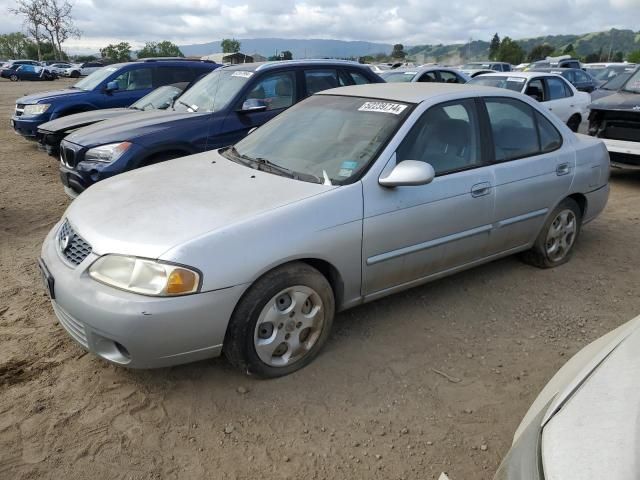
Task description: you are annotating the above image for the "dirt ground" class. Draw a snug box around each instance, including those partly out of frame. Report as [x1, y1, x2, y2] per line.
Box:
[1, 77, 639, 480]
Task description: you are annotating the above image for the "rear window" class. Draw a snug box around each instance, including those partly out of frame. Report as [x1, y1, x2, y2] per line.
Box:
[468, 75, 525, 92]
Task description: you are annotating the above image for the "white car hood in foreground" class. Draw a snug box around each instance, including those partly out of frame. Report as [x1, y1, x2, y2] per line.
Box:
[541, 325, 640, 479]
[65, 151, 333, 259]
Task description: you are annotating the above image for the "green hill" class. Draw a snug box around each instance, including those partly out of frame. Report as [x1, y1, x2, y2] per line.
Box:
[408, 28, 640, 63]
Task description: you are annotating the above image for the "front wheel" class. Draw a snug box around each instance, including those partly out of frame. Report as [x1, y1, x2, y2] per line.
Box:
[224, 262, 335, 378]
[9, 74, 18, 82]
[521, 198, 582, 268]
[70, 70, 80, 78]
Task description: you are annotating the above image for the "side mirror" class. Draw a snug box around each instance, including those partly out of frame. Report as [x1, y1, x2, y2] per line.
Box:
[105, 81, 119, 92]
[240, 98, 267, 113]
[379, 160, 435, 187]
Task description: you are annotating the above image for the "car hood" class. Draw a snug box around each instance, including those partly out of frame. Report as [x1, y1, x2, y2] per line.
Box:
[65, 150, 333, 259]
[38, 108, 132, 133]
[64, 109, 205, 146]
[590, 91, 640, 112]
[541, 323, 640, 480]
[16, 88, 89, 105]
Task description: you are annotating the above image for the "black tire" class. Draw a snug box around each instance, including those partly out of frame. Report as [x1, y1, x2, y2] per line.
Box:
[567, 114, 581, 132]
[70, 70, 80, 78]
[9, 74, 18, 82]
[224, 262, 335, 378]
[521, 197, 582, 269]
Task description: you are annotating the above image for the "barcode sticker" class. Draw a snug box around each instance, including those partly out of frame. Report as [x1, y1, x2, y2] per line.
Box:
[358, 102, 408, 115]
[231, 71, 253, 78]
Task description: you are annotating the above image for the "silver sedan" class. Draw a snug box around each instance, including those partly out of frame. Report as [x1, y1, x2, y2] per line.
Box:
[379, 66, 469, 84]
[40, 83, 610, 377]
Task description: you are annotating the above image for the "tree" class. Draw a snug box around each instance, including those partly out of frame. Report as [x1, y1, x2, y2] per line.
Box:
[584, 52, 600, 63]
[391, 43, 406, 59]
[43, 0, 80, 60]
[496, 37, 525, 65]
[137, 40, 183, 58]
[528, 44, 554, 62]
[488, 33, 500, 60]
[280, 50, 293, 60]
[613, 51, 624, 62]
[0, 32, 33, 58]
[9, 0, 46, 60]
[628, 50, 640, 63]
[563, 43, 574, 55]
[74, 54, 97, 62]
[101, 42, 132, 62]
[221, 38, 241, 54]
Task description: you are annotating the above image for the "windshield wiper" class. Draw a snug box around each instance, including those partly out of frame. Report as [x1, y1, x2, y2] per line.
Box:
[227, 147, 322, 183]
[176, 100, 198, 111]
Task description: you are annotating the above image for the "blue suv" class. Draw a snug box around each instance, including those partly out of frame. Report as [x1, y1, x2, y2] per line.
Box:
[11, 58, 220, 138]
[57, 60, 383, 197]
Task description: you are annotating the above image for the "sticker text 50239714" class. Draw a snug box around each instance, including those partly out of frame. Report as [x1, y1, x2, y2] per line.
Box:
[358, 102, 408, 115]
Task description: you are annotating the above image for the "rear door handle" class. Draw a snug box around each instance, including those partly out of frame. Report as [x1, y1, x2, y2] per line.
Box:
[471, 182, 492, 197]
[556, 163, 570, 176]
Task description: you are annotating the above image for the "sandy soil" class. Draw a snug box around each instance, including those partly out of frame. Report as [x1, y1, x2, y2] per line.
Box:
[1, 78, 639, 480]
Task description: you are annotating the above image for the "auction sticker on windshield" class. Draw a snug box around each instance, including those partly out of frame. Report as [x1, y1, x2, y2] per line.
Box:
[358, 102, 408, 115]
[231, 71, 253, 78]
[507, 77, 526, 83]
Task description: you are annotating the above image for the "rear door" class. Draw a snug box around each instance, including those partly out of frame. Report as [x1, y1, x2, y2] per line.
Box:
[362, 98, 495, 295]
[482, 97, 575, 255]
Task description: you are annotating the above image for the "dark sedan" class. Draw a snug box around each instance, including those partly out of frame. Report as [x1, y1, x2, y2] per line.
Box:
[529, 67, 598, 93]
[1, 64, 57, 81]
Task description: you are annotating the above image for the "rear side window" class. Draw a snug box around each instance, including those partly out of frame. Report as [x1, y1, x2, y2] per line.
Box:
[418, 71, 438, 82]
[546, 77, 569, 100]
[304, 69, 344, 95]
[347, 70, 370, 85]
[485, 98, 539, 161]
[153, 66, 199, 87]
[438, 70, 464, 83]
[536, 112, 562, 152]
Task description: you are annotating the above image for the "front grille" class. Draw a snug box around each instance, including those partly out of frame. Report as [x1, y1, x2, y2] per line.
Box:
[58, 219, 92, 266]
[603, 122, 640, 143]
[15, 104, 24, 116]
[60, 145, 76, 168]
[52, 302, 89, 348]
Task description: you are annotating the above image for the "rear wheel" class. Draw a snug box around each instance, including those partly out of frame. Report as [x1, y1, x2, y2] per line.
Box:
[567, 114, 581, 132]
[224, 262, 335, 378]
[70, 70, 80, 78]
[521, 198, 582, 268]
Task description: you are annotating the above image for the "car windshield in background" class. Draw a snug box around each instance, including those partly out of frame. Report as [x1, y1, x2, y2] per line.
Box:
[601, 71, 633, 91]
[174, 69, 251, 113]
[379, 71, 417, 82]
[462, 63, 491, 69]
[225, 95, 410, 185]
[586, 66, 630, 81]
[130, 85, 183, 111]
[73, 66, 116, 91]
[468, 75, 525, 92]
[622, 69, 640, 93]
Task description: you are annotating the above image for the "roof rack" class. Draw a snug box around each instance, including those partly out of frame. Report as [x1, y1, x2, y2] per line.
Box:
[137, 57, 215, 63]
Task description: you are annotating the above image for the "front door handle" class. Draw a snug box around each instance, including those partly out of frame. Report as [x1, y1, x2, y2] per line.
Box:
[471, 182, 492, 197]
[556, 163, 570, 176]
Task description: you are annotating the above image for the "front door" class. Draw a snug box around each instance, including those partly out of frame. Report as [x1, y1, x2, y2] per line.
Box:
[543, 76, 573, 122]
[362, 98, 495, 296]
[102, 67, 154, 108]
[217, 70, 297, 147]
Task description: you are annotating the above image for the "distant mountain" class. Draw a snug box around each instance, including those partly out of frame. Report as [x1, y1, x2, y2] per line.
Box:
[179, 38, 393, 59]
[408, 28, 640, 63]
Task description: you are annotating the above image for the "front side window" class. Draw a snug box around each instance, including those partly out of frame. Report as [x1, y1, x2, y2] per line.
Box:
[227, 95, 410, 185]
[396, 99, 482, 175]
[525, 79, 545, 102]
[546, 77, 569, 100]
[111, 67, 153, 91]
[485, 97, 539, 161]
[418, 71, 438, 82]
[245, 71, 296, 110]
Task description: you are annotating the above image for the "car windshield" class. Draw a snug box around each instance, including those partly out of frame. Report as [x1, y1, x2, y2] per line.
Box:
[622, 68, 640, 93]
[224, 95, 410, 185]
[73, 66, 117, 91]
[601, 71, 633, 91]
[468, 75, 525, 92]
[379, 71, 417, 82]
[130, 85, 183, 111]
[174, 69, 251, 112]
[587, 66, 625, 81]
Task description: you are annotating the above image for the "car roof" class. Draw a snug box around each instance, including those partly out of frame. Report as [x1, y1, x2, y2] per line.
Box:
[477, 71, 554, 79]
[316, 82, 520, 104]
[220, 59, 365, 72]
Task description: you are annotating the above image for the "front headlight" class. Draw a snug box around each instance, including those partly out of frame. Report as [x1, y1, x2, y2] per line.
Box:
[84, 142, 132, 163]
[89, 255, 200, 296]
[23, 104, 50, 115]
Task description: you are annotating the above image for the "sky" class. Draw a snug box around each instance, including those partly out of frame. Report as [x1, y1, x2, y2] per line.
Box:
[1, 0, 639, 53]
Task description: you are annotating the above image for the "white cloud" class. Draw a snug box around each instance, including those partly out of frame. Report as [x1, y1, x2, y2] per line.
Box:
[0, 0, 638, 53]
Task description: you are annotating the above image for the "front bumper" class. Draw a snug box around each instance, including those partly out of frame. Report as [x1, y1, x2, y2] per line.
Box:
[600, 138, 640, 169]
[40, 220, 247, 368]
[12, 114, 51, 138]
